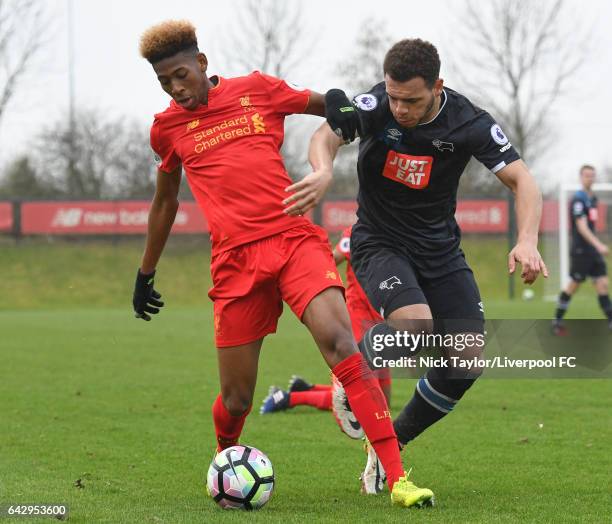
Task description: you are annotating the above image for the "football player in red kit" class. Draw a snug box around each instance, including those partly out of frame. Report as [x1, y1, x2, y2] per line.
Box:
[132, 20, 432, 507]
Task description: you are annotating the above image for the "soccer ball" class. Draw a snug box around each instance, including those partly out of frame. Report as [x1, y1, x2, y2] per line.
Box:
[522, 288, 535, 301]
[206, 445, 274, 510]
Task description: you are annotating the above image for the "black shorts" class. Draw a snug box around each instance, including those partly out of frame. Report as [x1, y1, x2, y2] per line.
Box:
[351, 244, 484, 334]
[570, 253, 607, 282]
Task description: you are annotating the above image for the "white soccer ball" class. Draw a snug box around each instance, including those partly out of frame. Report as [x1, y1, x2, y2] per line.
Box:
[522, 288, 535, 301]
[206, 445, 274, 510]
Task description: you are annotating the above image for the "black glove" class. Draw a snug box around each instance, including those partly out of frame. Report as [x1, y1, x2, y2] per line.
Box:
[325, 89, 359, 143]
[133, 269, 164, 321]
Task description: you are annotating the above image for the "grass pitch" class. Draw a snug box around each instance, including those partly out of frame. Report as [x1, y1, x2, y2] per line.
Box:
[1, 240, 611, 522]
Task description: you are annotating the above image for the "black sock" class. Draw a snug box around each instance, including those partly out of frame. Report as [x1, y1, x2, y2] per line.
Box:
[598, 294, 612, 321]
[393, 386, 446, 445]
[393, 367, 477, 445]
[555, 291, 571, 321]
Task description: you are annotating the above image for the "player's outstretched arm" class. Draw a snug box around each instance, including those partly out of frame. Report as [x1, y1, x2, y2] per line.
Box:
[303, 91, 325, 117]
[133, 165, 182, 321]
[495, 159, 549, 284]
[283, 123, 343, 216]
[575, 216, 609, 255]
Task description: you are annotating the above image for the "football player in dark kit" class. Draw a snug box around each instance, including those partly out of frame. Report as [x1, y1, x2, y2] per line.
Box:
[304, 39, 548, 492]
[553, 165, 611, 333]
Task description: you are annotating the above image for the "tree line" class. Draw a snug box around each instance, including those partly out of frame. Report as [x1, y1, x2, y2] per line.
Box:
[0, 0, 597, 201]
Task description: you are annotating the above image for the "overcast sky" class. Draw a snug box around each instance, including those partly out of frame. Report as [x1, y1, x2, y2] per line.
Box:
[0, 0, 610, 187]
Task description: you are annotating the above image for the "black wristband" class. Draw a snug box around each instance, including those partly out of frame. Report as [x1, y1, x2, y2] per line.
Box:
[136, 269, 155, 284]
[325, 89, 354, 117]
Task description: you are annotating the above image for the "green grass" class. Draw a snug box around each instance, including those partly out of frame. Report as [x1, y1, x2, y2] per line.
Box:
[1, 235, 609, 313]
[1, 239, 611, 522]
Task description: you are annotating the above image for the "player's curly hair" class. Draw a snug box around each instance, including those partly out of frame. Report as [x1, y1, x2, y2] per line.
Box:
[383, 39, 440, 87]
[139, 20, 199, 64]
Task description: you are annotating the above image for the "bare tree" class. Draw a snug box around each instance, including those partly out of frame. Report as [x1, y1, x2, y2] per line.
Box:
[0, 0, 48, 127]
[35, 110, 157, 199]
[218, 0, 312, 78]
[328, 18, 394, 198]
[452, 0, 589, 195]
[217, 0, 317, 178]
[0, 155, 60, 198]
[338, 18, 393, 97]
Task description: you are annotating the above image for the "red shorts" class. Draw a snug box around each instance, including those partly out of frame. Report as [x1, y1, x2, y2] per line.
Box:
[209, 224, 344, 348]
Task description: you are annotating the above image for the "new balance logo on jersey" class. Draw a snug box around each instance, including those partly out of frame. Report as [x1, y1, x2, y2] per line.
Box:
[186, 119, 200, 131]
[379, 276, 402, 290]
[382, 151, 433, 189]
[432, 139, 454, 152]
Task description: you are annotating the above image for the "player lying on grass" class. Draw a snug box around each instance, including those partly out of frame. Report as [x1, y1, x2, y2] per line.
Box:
[261, 226, 392, 442]
[553, 165, 612, 333]
[313, 38, 548, 493]
[132, 20, 432, 508]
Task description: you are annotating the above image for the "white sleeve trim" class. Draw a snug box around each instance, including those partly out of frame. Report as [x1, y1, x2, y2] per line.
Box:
[491, 161, 507, 174]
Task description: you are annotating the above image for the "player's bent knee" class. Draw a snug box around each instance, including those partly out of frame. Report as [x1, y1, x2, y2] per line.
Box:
[221, 392, 253, 417]
[448, 358, 484, 381]
[388, 317, 434, 335]
[445, 348, 484, 381]
[328, 334, 358, 365]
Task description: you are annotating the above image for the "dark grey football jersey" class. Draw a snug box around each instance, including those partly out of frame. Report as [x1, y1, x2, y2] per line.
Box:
[352, 83, 520, 277]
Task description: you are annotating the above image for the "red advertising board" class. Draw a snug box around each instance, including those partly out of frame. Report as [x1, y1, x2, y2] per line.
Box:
[455, 200, 508, 233]
[0, 202, 12, 232]
[13, 199, 607, 236]
[322, 201, 358, 232]
[21, 201, 208, 235]
[323, 199, 509, 233]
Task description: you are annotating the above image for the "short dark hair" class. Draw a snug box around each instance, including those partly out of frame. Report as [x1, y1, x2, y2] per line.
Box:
[579, 164, 595, 175]
[383, 39, 440, 87]
[139, 20, 199, 64]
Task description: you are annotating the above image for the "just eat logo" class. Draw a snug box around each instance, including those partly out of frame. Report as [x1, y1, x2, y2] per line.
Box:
[382, 151, 433, 189]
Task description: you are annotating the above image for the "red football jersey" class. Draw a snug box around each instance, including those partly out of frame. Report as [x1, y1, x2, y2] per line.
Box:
[150, 72, 311, 254]
[337, 226, 382, 322]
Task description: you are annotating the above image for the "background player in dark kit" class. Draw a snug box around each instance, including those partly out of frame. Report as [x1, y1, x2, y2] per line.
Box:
[553, 165, 611, 332]
[309, 38, 548, 488]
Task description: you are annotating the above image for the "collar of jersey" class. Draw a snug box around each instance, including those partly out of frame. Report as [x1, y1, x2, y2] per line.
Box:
[417, 89, 448, 127]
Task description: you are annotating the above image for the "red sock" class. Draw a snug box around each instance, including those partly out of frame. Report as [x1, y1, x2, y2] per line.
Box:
[289, 390, 332, 410]
[333, 353, 404, 488]
[212, 394, 251, 452]
[377, 368, 392, 388]
[311, 384, 332, 392]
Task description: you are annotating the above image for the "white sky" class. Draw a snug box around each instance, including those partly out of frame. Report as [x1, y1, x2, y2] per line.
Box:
[0, 0, 610, 186]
